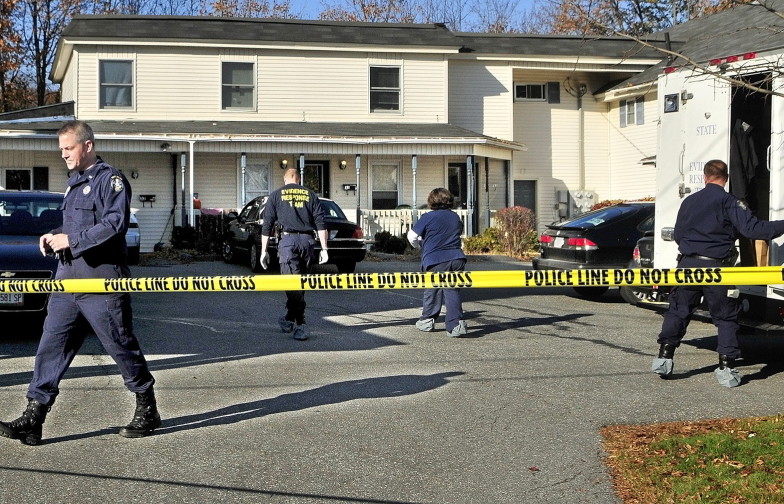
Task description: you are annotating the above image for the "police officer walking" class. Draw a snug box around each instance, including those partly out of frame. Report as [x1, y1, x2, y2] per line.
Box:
[259, 167, 329, 341]
[0, 120, 161, 445]
[652, 159, 784, 387]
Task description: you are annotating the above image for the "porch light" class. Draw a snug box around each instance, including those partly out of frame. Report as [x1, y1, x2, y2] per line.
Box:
[340, 160, 347, 170]
[280, 159, 288, 169]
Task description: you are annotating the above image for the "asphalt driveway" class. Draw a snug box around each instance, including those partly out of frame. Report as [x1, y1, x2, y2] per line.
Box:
[1, 255, 783, 503]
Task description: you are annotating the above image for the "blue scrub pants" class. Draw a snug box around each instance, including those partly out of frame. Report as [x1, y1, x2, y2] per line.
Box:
[27, 292, 155, 407]
[420, 258, 466, 333]
[656, 256, 741, 358]
[278, 234, 315, 325]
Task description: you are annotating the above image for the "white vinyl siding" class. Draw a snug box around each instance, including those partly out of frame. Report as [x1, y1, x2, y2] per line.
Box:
[449, 61, 513, 141]
[75, 47, 447, 123]
[607, 93, 658, 199]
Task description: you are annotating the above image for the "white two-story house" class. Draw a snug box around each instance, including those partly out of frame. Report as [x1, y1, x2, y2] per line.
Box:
[0, 16, 668, 252]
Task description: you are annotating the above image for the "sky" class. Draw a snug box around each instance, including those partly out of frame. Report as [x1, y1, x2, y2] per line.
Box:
[285, 0, 540, 29]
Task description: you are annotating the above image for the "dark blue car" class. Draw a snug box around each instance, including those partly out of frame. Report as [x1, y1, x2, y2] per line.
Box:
[0, 190, 63, 318]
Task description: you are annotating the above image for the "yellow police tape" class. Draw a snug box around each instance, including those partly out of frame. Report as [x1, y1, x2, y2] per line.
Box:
[1, 266, 784, 294]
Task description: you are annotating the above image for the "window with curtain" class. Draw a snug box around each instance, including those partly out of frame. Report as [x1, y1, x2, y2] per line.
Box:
[370, 66, 400, 112]
[222, 62, 255, 110]
[99, 60, 133, 108]
[371, 163, 399, 209]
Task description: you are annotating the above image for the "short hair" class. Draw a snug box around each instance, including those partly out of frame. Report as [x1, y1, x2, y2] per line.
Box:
[427, 187, 454, 210]
[58, 120, 95, 144]
[704, 159, 728, 180]
[283, 167, 300, 183]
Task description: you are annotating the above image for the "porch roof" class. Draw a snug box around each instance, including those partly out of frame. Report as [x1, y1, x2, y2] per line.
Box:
[0, 118, 523, 154]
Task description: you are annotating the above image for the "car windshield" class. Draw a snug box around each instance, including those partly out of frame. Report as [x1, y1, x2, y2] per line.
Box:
[0, 193, 63, 236]
[556, 205, 645, 229]
[320, 200, 347, 220]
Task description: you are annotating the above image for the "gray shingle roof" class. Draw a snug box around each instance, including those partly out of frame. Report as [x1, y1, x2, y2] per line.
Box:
[454, 33, 668, 59]
[60, 15, 460, 49]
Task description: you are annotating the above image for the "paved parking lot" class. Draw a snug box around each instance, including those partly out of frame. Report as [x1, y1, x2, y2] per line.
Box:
[1, 256, 783, 503]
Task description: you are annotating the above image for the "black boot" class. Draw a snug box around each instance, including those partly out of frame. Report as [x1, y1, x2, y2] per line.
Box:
[0, 398, 50, 446]
[718, 354, 736, 370]
[119, 387, 161, 438]
[658, 343, 676, 359]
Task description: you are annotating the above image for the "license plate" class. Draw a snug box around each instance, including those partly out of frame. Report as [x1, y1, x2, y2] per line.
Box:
[554, 237, 565, 248]
[0, 293, 23, 306]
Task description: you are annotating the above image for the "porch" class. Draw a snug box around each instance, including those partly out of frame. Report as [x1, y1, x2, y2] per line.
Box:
[358, 208, 472, 239]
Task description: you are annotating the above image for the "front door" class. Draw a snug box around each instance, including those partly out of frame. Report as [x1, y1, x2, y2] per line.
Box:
[303, 160, 330, 199]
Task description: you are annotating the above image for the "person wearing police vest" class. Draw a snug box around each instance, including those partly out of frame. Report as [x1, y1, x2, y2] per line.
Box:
[652, 159, 784, 387]
[0, 121, 160, 445]
[407, 187, 468, 337]
[260, 167, 328, 341]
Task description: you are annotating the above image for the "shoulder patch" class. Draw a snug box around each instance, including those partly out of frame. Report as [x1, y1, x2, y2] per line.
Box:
[111, 175, 125, 193]
[736, 199, 748, 211]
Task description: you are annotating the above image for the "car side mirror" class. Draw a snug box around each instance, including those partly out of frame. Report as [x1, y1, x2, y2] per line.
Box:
[226, 211, 238, 220]
[661, 227, 675, 241]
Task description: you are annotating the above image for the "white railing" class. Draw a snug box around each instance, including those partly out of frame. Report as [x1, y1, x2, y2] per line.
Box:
[359, 209, 470, 240]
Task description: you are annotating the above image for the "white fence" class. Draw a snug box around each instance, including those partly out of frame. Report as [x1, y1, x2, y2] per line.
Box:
[358, 209, 470, 240]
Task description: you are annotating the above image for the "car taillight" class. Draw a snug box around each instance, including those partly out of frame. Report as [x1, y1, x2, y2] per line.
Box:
[632, 246, 641, 265]
[352, 226, 364, 239]
[567, 237, 598, 249]
[540, 234, 553, 244]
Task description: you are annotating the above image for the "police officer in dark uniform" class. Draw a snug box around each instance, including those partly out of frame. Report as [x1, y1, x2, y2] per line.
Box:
[0, 120, 160, 445]
[652, 159, 784, 387]
[260, 167, 328, 341]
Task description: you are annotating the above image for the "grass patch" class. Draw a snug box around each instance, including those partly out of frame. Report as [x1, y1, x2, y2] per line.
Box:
[602, 415, 784, 503]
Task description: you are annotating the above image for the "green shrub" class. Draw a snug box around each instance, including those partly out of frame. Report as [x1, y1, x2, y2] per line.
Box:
[373, 231, 409, 254]
[463, 226, 500, 253]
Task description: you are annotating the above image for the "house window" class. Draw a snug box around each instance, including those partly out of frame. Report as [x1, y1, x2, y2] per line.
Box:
[515, 83, 546, 101]
[371, 163, 399, 209]
[2, 168, 32, 190]
[222, 62, 255, 109]
[620, 96, 645, 127]
[243, 159, 270, 203]
[370, 66, 400, 112]
[99, 60, 133, 108]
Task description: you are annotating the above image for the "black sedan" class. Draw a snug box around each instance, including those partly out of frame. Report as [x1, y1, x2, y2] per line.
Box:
[0, 190, 63, 319]
[221, 196, 367, 273]
[533, 201, 655, 298]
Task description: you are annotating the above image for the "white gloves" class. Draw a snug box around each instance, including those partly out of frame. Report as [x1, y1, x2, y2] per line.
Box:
[319, 249, 329, 264]
[260, 250, 269, 270]
[407, 229, 422, 249]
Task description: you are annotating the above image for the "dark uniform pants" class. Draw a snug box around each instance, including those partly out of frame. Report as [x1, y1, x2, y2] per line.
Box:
[421, 258, 466, 333]
[27, 292, 155, 406]
[656, 256, 741, 358]
[278, 234, 315, 325]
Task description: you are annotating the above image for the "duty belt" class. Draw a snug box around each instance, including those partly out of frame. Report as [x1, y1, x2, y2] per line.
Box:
[677, 253, 732, 265]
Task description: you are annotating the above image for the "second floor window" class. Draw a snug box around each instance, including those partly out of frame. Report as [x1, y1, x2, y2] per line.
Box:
[370, 66, 400, 112]
[99, 60, 133, 108]
[620, 96, 645, 127]
[222, 62, 254, 109]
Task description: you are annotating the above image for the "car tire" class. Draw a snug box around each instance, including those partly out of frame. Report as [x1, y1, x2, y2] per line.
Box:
[221, 239, 235, 263]
[572, 286, 609, 299]
[249, 241, 262, 273]
[127, 246, 140, 265]
[336, 261, 356, 273]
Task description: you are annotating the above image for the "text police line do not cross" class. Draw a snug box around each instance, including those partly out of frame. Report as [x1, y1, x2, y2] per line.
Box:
[1, 267, 784, 294]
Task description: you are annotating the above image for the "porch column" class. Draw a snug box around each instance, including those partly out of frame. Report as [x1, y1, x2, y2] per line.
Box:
[299, 153, 305, 179]
[355, 154, 361, 224]
[240, 152, 247, 205]
[484, 157, 491, 229]
[180, 152, 187, 226]
[411, 154, 417, 208]
[188, 141, 195, 227]
[466, 155, 474, 236]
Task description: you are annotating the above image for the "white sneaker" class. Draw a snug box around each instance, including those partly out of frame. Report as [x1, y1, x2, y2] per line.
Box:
[293, 324, 308, 341]
[278, 316, 295, 334]
[448, 320, 468, 337]
[415, 318, 435, 332]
